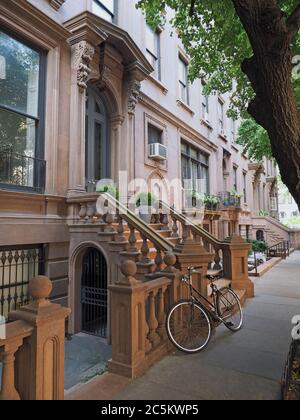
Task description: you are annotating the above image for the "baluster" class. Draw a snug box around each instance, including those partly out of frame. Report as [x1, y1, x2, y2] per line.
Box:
[171, 216, 179, 238]
[161, 214, 169, 231]
[86, 203, 95, 223]
[116, 216, 126, 242]
[181, 221, 189, 242]
[157, 287, 167, 340]
[141, 236, 150, 263]
[213, 248, 222, 270]
[128, 225, 138, 252]
[104, 208, 115, 233]
[154, 249, 163, 272]
[0, 346, 21, 401]
[147, 291, 160, 347]
[78, 203, 87, 223]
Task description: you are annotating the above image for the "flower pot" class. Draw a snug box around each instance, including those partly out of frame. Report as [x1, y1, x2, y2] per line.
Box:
[138, 206, 153, 224]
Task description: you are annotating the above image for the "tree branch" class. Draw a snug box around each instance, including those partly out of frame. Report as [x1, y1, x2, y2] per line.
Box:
[189, 0, 196, 17]
[287, 3, 300, 38]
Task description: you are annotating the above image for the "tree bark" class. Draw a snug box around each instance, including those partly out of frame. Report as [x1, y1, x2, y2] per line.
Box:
[232, 0, 300, 209]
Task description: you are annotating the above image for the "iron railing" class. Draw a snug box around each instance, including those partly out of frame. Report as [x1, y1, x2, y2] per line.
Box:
[0, 148, 46, 193]
[282, 340, 300, 400]
[0, 245, 45, 319]
[266, 241, 290, 259]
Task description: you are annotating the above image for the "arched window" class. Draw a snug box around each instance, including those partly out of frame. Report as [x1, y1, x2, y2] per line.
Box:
[85, 87, 110, 192]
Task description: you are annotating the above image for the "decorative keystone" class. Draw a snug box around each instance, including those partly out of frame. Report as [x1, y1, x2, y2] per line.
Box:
[28, 276, 53, 306]
[120, 260, 140, 285]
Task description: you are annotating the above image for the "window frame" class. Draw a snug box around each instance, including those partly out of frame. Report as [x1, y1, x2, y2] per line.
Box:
[178, 55, 189, 105]
[0, 26, 47, 193]
[145, 25, 161, 81]
[181, 141, 210, 195]
[92, 0, 116, 23]
[233, 165, 238, 192]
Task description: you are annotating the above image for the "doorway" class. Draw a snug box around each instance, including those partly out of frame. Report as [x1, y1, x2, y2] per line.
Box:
[81, 248, 108, 338]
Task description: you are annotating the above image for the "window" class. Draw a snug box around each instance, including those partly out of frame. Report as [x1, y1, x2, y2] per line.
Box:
[181, 142, 209, 195]
[243, 172, 247, 203]
[231, 119, 236, 141]
[201, 81, 209, 120]
[92, 0, 115, 22]
[146, 25, 161, 80]
[148, 124, 163, 145]
[233, 166, 238, 191]
[178, 56, 189, 104]
[0, 29, 46, 192]
[218, 98, 225, 133]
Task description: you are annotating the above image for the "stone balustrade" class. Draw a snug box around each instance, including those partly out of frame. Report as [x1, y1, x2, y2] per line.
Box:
[0, 276, 70, 400]
[108, 257, 182, 378]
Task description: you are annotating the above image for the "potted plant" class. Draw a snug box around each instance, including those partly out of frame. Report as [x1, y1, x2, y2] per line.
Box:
[135, 192, 158, 223]
[96, 184, 119, 199]
[230, 190, 243, 207]
[204, 194, 221, 211]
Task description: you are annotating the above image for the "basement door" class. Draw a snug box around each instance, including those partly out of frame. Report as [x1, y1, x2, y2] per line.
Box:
[81, 248, 108, 338]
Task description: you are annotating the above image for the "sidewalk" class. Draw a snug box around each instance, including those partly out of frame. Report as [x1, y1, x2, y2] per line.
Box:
[67, 251, 300, 401]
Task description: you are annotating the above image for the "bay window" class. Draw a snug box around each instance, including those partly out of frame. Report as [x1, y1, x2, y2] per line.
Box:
[0, 29, 46, 192]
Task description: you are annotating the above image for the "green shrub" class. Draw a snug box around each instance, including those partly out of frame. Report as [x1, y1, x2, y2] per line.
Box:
[96, 184, 119, 199]
[247, 239, 268, 253]
[136, 192, 157, 207]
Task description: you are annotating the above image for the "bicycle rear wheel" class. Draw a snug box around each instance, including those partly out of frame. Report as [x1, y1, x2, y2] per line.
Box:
[217, 287, 243, 331]
[166, 300, 212, 353]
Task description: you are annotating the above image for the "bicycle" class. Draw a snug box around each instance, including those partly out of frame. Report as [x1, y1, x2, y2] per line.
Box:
[166, 266, 243, 353]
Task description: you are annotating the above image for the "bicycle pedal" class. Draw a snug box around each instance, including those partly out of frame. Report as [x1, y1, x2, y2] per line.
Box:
[225, 322, 234, 327]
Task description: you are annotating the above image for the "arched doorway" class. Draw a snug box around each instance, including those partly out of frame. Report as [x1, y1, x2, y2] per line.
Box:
[81, 248, 108, 338]
[256, 230, 265, 241]
[85, 86, 110, 192]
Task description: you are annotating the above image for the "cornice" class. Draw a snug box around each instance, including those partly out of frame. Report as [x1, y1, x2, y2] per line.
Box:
[0, 0, 70, 47]
[139, 93, 218, 153]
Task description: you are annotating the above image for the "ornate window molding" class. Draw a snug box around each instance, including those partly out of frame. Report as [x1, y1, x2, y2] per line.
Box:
[50, 0, 66, 11]
[73, 41, 95, 92]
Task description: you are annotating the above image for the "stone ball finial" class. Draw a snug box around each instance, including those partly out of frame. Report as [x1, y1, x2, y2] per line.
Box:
[29, 276, 53, 301]
[164, 253, 176, 267]
[121, 260, 137, 278]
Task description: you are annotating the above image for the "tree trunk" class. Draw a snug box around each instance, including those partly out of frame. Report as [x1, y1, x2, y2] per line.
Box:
[233, 0, 300, 209]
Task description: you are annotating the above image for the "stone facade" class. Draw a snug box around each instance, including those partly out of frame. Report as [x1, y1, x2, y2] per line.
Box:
[0, 0, 289, 339]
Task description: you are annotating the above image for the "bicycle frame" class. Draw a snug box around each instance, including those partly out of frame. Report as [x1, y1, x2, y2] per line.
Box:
[183, 267, 228, 324]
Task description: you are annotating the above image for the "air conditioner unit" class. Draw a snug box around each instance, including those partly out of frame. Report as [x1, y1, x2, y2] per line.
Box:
[148, 143, 167, 161]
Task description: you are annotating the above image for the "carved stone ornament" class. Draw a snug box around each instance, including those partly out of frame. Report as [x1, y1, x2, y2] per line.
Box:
[74, 42, 95, 93]
[99, 65, 112, 88]
[128, 79, 141, 115]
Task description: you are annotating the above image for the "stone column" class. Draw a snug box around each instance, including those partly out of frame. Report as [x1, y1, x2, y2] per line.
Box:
[67, 41, 95, 195]
[223, 220, 229, 239]
[9, 276, 71, 400]
[222, 235, 254, 298]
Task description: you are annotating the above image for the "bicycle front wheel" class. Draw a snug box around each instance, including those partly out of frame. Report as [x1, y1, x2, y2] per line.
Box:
[217, 287, 243, 332]
[167, 301, 212, 353]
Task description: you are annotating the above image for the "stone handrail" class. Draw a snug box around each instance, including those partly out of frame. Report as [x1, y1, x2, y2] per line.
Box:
[67, 193, 174, 254]
[160, 200, 223, 249]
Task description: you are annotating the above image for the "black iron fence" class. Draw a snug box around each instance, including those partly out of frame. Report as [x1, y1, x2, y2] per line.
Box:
[0, 245, 45, 319]
[266, 241, 290, 259]
[0, 148, 46, 193]
[282, 340, 300, 400]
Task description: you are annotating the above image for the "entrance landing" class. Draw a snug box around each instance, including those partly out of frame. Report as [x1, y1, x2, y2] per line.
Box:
[64, 333, 111, 391]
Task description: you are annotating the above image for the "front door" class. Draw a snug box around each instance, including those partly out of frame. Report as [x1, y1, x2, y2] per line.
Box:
[85, 87, 109, 192]
[81, 248, 108, 338]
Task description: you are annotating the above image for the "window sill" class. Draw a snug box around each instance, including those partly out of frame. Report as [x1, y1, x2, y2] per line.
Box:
[231, 144, 239, 152]
[200, 118, 213, 131]
[147, 75, 168, 95]
[218, 132, 228, 142]
[176, 100, 195, 116]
